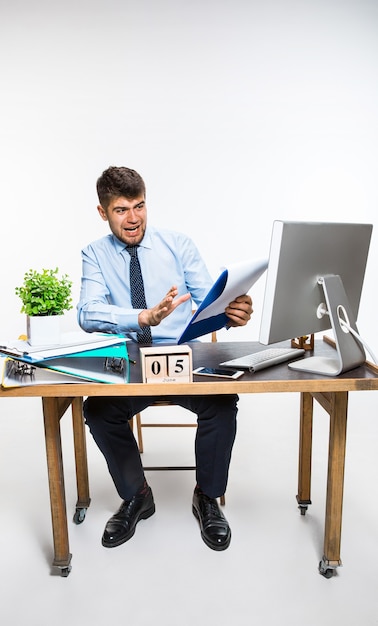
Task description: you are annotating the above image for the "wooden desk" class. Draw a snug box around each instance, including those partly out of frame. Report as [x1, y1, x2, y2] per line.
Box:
[1, 340, 377, 578]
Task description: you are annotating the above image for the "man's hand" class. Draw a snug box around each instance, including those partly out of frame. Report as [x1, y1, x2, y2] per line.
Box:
[225, 294, 253, 327]
[138, 286, 191, 328]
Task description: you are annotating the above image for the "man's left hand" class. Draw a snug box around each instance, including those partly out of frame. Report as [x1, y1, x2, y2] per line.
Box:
[225, 294, 253, 327]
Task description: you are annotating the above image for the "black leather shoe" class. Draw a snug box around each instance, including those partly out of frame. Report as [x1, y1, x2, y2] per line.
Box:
[192, 487, 231, 551]
[102, 487, 155, 548]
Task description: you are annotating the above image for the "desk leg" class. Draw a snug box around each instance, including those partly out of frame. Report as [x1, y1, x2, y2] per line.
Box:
[42, 397, 72, 577]
[318, 391, 348, 578]
[297, 392, 313, 515]
[71, 397, 91, 524]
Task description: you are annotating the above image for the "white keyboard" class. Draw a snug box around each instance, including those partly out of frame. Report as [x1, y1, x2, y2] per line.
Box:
[219, 347, 306, 372]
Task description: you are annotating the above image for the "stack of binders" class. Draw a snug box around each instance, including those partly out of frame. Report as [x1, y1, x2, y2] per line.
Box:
[0, 331, 129, 387]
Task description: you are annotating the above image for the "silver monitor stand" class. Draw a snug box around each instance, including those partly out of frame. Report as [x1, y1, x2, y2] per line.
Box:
[288, 274, 366, 376]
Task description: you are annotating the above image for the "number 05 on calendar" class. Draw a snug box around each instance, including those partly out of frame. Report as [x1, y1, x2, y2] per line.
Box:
[139, 345, 193, 383]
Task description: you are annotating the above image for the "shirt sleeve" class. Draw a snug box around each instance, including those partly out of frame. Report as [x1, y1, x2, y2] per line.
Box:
[77, 246, 142, 336]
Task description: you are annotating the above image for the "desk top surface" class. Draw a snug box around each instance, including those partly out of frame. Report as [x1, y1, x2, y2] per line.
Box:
[1, 339, 378, 398]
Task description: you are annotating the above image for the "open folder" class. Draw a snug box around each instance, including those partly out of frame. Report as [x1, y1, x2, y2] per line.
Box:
[177, 258, 268, 344]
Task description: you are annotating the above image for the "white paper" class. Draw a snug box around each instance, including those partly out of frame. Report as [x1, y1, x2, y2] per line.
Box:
[195, 258, 268, 323]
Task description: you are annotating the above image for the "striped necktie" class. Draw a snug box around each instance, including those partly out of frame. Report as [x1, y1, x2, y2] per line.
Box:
[126, 245, 152, 344]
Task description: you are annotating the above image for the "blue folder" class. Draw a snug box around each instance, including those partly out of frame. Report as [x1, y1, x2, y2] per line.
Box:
[178, 258, 268, 344]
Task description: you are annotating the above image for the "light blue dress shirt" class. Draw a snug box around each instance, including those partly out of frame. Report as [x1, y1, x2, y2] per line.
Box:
[77, 225, 214, 343]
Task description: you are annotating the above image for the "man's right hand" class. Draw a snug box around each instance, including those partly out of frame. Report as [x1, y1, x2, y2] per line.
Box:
[138, 285, 191, 328]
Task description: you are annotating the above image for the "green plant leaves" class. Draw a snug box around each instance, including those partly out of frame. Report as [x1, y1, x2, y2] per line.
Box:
[15, 268, 73, 316]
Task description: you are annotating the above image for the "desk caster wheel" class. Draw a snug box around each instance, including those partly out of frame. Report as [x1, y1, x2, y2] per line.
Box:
[296, 498, 311, 516]
[60, 565, 72, 577]
[73, 507, 87, 524]
[298, 504, 308, 516]
[319, 561, 334, 578]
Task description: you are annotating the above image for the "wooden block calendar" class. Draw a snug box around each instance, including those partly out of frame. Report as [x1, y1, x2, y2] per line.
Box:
[139, 345, 192, 383]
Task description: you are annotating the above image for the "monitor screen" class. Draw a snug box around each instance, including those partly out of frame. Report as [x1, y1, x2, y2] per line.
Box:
[259, 221, 373, 375]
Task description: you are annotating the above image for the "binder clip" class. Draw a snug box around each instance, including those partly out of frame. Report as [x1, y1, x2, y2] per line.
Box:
[104, 357, 125, 374]
[10, 360, 36, 379]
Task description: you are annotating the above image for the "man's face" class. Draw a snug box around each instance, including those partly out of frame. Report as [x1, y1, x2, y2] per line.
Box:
[98, 195, 147, 246]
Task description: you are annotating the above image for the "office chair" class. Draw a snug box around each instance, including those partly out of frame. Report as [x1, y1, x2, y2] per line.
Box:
[132, 327, 226, 505]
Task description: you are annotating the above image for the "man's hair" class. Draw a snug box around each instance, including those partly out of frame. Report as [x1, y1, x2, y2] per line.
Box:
[96, 166, 146, 208]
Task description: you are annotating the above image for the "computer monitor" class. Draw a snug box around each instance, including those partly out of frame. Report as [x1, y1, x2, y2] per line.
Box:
[259, 221, 373, 376]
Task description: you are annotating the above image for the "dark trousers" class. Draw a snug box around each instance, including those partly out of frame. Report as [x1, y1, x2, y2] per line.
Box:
[83, 394, 238, 500]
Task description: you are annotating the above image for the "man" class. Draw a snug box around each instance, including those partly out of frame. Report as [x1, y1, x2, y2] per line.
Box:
[77, 166, 253, 551]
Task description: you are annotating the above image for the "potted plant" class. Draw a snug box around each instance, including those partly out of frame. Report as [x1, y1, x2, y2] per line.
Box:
[15, 268, 73, 346]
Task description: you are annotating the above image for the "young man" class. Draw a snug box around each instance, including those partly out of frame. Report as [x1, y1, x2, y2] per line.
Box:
[77, 166, 253, 551]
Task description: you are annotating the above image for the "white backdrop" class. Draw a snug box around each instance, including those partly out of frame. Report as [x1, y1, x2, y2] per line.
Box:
[1, 0, 377, 352]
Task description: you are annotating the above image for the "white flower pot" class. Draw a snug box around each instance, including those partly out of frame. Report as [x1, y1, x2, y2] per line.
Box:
[27, 315, 62, 346]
